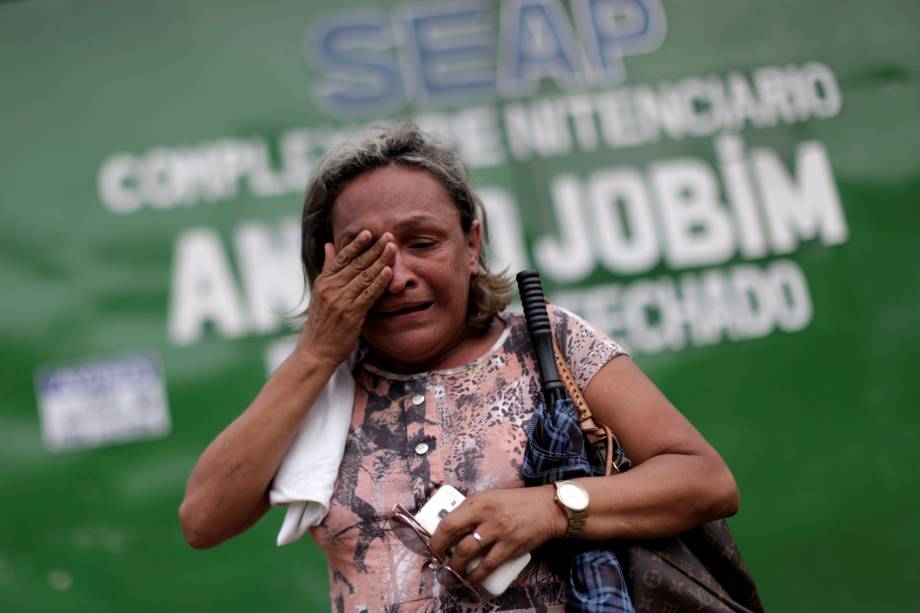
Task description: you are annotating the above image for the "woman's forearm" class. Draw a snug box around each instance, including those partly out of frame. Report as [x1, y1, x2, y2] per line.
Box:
[569, 356, 740, 541]
[556, 451, 739, 542]
[178, 349, 339, 548]
[428, 450, 738, 583]
[179, 231, 396, 548]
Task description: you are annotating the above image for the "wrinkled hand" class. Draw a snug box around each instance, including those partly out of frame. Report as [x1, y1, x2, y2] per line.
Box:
[427, 485, 565, 585]
[296, 230, 395, 368]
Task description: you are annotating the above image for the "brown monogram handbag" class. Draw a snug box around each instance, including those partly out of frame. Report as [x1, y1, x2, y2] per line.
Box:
[552, 339, 765, 613]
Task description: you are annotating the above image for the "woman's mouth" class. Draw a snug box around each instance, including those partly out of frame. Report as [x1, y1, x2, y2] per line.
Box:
[375, 302, 434, 318]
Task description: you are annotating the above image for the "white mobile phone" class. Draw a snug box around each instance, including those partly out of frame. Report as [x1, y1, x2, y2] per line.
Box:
[414, 484, 531, 597]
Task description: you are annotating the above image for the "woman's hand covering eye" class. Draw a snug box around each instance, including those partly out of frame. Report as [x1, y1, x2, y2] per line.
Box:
[296, 231, 395, 368]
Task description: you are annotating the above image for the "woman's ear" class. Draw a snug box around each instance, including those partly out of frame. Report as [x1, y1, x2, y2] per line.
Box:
[467, 219, 482, 275]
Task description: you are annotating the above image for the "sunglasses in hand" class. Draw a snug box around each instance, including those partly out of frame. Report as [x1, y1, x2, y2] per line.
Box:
[388, 503, 485, 602]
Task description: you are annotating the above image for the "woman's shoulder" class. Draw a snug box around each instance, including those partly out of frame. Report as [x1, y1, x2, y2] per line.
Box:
[545, 304, 629, 390]
[544, 304, 619, 342]
[500, 304, 625, 351]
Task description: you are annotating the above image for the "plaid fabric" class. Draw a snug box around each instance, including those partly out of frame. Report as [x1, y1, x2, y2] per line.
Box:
[523, 399, 636, 613]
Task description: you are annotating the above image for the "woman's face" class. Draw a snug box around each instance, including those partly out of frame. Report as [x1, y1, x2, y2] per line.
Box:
[330, 164, 481, 372]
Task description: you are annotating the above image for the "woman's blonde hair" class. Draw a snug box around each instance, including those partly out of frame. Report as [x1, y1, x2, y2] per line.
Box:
[299, 122, 512, 332]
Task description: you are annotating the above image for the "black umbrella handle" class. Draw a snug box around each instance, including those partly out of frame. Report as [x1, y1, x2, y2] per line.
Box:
[516, 269, 565, 405]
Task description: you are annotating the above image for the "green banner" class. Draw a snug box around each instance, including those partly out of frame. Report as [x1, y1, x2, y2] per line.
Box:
[2, 1, 918, 611]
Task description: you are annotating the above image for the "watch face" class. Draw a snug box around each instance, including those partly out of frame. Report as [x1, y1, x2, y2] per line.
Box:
[558, 482, 589, 511]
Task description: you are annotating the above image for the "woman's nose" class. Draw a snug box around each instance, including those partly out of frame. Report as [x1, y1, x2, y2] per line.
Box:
[387, 250, 416, 293]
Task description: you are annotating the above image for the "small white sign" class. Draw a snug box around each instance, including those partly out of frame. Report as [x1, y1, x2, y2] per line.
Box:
[35, 352, 171, 453]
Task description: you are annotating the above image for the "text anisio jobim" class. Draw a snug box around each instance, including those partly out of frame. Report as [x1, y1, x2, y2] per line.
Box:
[163, 131, 845, 355]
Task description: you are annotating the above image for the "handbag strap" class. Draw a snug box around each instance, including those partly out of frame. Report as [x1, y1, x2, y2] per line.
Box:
[551, 336, 622, 476]
[550, 336, 596, 430]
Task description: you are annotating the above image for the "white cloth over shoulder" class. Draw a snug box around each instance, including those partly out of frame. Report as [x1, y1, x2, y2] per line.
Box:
[269, 355, 356, 546]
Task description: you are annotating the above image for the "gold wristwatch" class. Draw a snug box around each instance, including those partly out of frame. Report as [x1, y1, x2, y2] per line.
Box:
[553, 480, 590, 538]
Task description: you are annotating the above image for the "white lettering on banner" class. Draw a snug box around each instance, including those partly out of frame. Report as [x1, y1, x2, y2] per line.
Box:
[110, 6, 851, 360]
[649, 158, 734, 268]
[588, 169, 658, 274]
[533, 175, 595, 282]
[504, 98, 574, 158]
[98, 139, 297, 214]
[770, 259, 813, 332]
[752, 142, 849, 253]
[534, 135, 846, 281]
[715, 134, 767, 259]
[95, 63, 841, 215]
[168, 229, 249, 346]
[478, 188, 531, 275]
[162, 133, 844, 355]
[554, 259, 813, 353]
[234, 221, 305, 334]
[566, 94, 601, 151]
[85, 7, 847, 359]
[801, 62, 842, 117]
[168, 221, 306, 346]
[97, 107, 503, 213]
[503, 62, 842, 160]
[413, 107, 504, 168]
[98, 154, 142, 213]
[750, 64, 841, 124]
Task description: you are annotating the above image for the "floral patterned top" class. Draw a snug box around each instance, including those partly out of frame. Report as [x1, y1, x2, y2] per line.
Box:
[310, 306, 627, 612]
